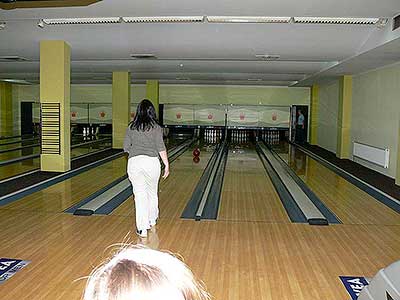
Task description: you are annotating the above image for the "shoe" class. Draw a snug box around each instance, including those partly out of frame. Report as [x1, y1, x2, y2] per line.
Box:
[136, 229, 147, 238]
[149, 219, 157, 227]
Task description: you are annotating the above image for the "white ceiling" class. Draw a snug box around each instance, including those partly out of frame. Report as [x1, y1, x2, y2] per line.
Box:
[0, 0, 399, 86]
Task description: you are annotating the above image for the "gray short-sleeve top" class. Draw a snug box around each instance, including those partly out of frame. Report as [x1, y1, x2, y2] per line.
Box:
[123, 125, 166, 158]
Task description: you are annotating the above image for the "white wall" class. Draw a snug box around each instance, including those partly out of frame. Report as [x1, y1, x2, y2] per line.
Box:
[352, 62, 400, 178]
[160, 84, 310, 105]
[317, 79, 339, 153]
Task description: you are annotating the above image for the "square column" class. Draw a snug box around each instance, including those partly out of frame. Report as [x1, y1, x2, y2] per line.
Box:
[0, 82, 13, 137]
[309, 84, 319, 145]
[337, 75, 352, 159]
[40, 40, 71, 172]
[112, 72, 131, 149]
[146, 80, 159, 116]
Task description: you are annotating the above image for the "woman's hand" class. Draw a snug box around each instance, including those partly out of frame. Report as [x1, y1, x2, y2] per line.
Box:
[162, 166, 170, 179]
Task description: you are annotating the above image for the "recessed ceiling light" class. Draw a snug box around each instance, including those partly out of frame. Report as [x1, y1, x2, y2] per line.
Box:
[293, 17, 385, 25]
[130, 53, 157, 59]
[122, 16, 204, 23]
[206, 16, 291, 23]
[42, 17, 121, 25]
[255, 54, 281, 60]
[179, 63, 184, 68]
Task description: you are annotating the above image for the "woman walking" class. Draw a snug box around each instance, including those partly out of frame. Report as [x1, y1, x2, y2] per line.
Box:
[123, 99, 169, 238]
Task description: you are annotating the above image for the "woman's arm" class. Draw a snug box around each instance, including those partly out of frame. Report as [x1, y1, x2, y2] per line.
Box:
[155, 127, 169, 179]
[123, 127, 131, 154]
[159, 150, 169, 179]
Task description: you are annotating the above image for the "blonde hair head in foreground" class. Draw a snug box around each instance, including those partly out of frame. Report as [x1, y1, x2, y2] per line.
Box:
[83, 245, 210, 300]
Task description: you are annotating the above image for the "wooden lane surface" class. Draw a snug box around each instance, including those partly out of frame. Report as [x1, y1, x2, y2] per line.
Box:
[1, 209, 400, 300]
[112, 145, 214, 218]
[0, 145, 110, 181]
[218, 147, 290, 223]
[0, 156, 127, 213]
[0, 158, 40, 180]
[0, 147, 40, 161]
[283, 144, 400, 225]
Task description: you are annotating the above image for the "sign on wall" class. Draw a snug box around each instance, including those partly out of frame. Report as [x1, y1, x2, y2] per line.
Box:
[227, 106, 259, 127]
[163, 105, 194, 125]
[259, 106, 290, 128]
[70, 104, 89, 124]
[193, 105, 226, 126]
[89, 104, 112, 124]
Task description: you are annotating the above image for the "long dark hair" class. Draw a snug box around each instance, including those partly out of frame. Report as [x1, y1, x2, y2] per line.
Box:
[130, 99, 159, 131]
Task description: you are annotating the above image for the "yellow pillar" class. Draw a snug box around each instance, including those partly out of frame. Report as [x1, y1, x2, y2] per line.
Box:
[146, 80, 159, 116]
[40, 40, 71, 172]
[309, 84, 319, 145]
[0, 82, 13, 137]
[112, 71, 131, 149]
[337, 75, 352, 159]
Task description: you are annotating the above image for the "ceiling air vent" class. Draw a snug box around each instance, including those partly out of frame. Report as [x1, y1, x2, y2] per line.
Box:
[130, 53, 157, 59]
[0, 56, 28, 62]
[255, 54, 281, 60]
[393, 14, 400, 31]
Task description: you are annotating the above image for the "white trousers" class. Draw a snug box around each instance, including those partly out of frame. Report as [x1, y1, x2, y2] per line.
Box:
[127, 155, 161, 231]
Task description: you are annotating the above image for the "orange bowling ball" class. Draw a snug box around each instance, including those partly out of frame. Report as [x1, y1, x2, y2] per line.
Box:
[193, 156, 200, 163]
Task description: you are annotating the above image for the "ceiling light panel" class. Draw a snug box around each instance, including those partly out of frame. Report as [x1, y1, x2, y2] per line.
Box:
[207, 16, 291, 23]
[42, 17, 121, 25]
[293, 17, 382, 25]
[122, 16, 204, 23]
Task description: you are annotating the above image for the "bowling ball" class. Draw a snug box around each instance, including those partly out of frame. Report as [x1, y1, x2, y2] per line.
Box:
[193, 156, 200, 164]
[192, 148, 200, 157]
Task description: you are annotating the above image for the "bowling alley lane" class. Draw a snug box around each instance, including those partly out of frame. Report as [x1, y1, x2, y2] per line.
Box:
[111, 143, 215, 219]
[218, 144, 290, 223]
[0, 156, 128, 212]
[273, 142, 400, 225]
[0, 157, 40, 181]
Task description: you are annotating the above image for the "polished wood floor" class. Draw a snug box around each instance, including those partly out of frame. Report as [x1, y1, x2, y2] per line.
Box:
[1, 156, 127, 212]
[282, 144, 400, 225]
[112, 145, 214, 219]
[1, 210, 399, 300]
[219, 148, 289, 223]
[1, 143, 400, 299]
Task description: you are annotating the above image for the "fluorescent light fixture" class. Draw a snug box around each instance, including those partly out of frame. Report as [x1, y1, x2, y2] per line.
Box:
[37, 20, 44, 28]
[207, 16, 291, 23]
[1, 79, 32, 85]
[0, 56, 28, 62]
[42, 17, 121, 25]
[130, 53, 157, 59]
[247, 78, 262, 81]
[293, 17, 385, 25]
[122, 16, 204, 23]
[175, 77, 190, 81]
[255, 54, 281, 60]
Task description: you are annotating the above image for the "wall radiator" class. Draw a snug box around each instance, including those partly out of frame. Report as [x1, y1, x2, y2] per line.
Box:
[353, 141, 390, 168]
